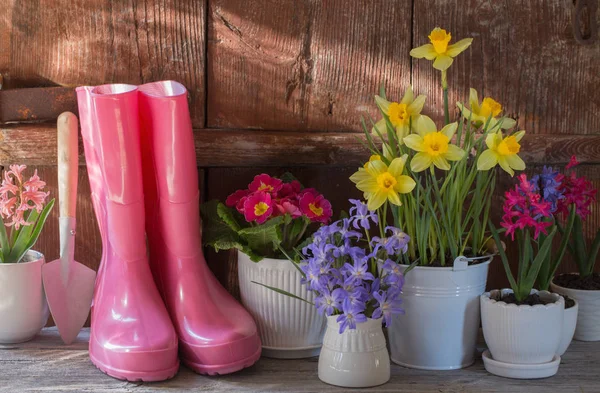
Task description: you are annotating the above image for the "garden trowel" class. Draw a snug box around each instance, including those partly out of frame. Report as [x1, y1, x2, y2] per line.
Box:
[42, 112, 96, 344]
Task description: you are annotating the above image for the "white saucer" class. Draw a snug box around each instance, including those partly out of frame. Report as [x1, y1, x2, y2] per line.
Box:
[482, 350, 560, 379]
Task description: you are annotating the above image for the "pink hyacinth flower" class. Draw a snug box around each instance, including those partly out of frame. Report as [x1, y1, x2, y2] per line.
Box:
[243, 191, 274, 224]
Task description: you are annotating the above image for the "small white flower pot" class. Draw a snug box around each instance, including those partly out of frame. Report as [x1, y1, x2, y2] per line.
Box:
[237, 251, 326, 358]
[318, 316, 390, 388]
[481, 289, 563, 365]
[0, 251, 49, 344]
[557, 298, 578, 356]
[551, 276, 600, 341]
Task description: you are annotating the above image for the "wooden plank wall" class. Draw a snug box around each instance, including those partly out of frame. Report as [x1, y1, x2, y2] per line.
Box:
[1, 0, 599, 315]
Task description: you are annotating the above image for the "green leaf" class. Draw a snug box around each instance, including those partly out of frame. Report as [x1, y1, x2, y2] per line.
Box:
[8, 199, 55, 263]
[216, 202, 243, 232]
[251, 281, 314, 306]
[201, 200, 246, 253]
[586, 229, 600, 276]
[525, 228, 557, 287]
[238, 216, 284, 254]
[0, 215, 9, 262]
[489, 220, 518, 293]
[280, 172, 302, 187]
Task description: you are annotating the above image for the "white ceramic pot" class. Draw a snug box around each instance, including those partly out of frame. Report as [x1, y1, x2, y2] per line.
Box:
[0, 251, 49, 344]
[551, 277, 600, 341]
[388, 258, 490, 370]
[318, 316, 390, 388]
[481, 289, 563, 364]
[557, 298, 578, 355]
[237, 251, 326, 358]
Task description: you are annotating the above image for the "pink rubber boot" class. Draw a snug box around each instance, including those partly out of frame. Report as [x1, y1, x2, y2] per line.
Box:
[77, 84, 179, 381]
[138, 81, 262, 375]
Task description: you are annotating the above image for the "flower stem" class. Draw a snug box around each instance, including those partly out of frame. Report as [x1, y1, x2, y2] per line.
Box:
[441, 70, 449, 125]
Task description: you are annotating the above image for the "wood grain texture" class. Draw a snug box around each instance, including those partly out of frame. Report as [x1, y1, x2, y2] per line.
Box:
[411, 0, 600, 135]
[0, 327, 598, 392]
[2, 125, 600, 167]
[207, 0, 412, 131]
[0, 0, 206, 126]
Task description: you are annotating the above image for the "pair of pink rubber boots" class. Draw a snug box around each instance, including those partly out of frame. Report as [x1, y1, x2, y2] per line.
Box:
[76, 81, 261, 381]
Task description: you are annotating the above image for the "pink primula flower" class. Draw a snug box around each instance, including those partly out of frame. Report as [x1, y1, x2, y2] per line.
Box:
[299, 193, 333, 224]
[225, 189, 251, 214]
[249, 174, 283, 194]
[277, 180, 302, 199]
[275, 198, 302, 218]
[243, 191, 274, 224]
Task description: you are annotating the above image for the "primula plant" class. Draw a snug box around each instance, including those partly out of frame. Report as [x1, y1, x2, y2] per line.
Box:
[351, 27, 527, 266]
[201, 173, 333, 261]
[0, 165, 55, 264]
[298, 200, 408, 333]
[489, 174, 557, 302]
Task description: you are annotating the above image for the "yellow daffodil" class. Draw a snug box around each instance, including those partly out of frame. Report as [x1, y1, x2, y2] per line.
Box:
[457, 88, 517, 130]
[372, 86, 426, 141]
[477, 130, 526, 176]
[353, 155, 416, 211]
[403, 116, 465, 172]
[349, 154, 382, 186]
[410, 28, 473, 71]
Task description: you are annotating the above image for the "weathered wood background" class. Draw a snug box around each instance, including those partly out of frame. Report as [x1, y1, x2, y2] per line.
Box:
[1, 0, 599, 326]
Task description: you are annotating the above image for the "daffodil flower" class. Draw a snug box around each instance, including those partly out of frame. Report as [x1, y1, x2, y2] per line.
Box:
[353, 155, 416, 211]
[403, 116, 465, 172]
[410, 28, 473, 71]
[478, 130, 526, 176]
[372, 86, 426, 141]
[457, 88, 517, 130]
[349, 154, 382, 185]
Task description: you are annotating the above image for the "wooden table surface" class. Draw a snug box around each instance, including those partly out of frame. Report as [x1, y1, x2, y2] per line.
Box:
[0, 328, 598, 393]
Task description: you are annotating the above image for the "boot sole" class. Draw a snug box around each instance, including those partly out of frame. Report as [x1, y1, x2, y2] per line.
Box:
[90, 352, 180, 382]
[182, 346, 262, 375]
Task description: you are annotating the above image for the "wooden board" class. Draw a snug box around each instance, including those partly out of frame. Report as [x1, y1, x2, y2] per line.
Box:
[2, 125, 600, 167]
[1, 0, 206, 127]
[207, 0, 412, 131]
[0, 327, 598, 392]
[411, 0, 600, 135]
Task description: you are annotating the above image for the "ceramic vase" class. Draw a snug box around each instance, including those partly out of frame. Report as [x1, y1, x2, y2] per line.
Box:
[0, 251, 49, 344]
[318, 316, 390, 388]
[237, 251, 326, 358]
[481, 289, 563, 364]
[551, 277, 600, 341]
[387, 257, 491, 370]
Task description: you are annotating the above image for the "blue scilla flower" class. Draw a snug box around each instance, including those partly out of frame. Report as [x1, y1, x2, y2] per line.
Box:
[336, 298, 368, 333]
[315, 287, 338, 316]
[372, 290, 404, 327]
[338, 218, 363, 239]
[349, 199, 379, 230]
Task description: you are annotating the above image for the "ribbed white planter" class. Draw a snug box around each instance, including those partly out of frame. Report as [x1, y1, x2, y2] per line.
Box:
[557, 298, 578, 355]
[481, 289, 563, 364]
[318, 316, 390, 388]
[551, 277, 600, 341]
[237, 252, 326, 358]
[0, 251, 50, 344]
[388, 258, 490, 370]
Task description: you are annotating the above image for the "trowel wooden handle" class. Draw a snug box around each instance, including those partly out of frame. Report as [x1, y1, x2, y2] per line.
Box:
[57, 112, 79, 218]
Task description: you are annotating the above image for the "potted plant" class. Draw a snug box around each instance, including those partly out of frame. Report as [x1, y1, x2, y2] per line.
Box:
[201, 173, 333, 358]
[298, 199, 410, 388]
[351, 27, 526, 370]
[483, 174, 563, 379]
[0, 165, 55, 343]
[531, 164, 579, 355]
[549, 157, 600, 342]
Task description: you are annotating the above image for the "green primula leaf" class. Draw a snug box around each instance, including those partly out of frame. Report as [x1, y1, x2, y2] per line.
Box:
[201, 200, 245, 252]
[238, 216, 284, 254]
[216, 202, 242, 232]
[280, 172, 302, 187]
